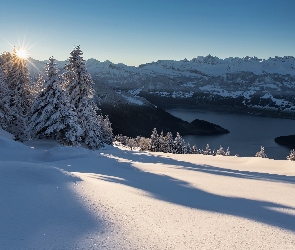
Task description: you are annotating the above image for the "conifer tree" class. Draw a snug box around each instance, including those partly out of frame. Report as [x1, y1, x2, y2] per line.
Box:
[173, 132, 186, 154]
[192, 144, 198, 154]
[0, 68, 10, 129]
[255, 146, 267, 158]
[102, 115, 113, 145]
[186, 142, 192, 154]
[2, 49, 32, 140]
[216, 145, 225, 155]
[164, 132, 174, 153]
[150, 128, 159, 152]
[202, 144, 211, 155]
[159, 131, 165, 152]
[30, 73, 45, 98]
[286, 149, 295, 161]
[28, 57, 81, 146]
[0, 52, 12, 75]
[64, 46, 106, 149]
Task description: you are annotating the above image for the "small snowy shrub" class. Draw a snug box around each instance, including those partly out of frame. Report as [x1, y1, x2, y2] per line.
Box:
[255, 146, 267, 158]
[127, 138, 138, 150]
[286, 149, 295, 161]
[138, 137, 151, 151]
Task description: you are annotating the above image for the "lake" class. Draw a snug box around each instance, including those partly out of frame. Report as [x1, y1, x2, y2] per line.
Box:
[166, 109, 295, 160]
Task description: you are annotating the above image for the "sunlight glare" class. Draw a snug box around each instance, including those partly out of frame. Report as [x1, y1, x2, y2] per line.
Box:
[16, 48, 28, 59]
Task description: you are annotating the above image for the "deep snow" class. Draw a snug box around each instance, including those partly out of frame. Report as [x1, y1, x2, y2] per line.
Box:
[0, 129, 295, 249]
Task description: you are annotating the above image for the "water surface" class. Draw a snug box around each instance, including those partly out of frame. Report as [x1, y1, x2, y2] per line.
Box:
[167, 109, 295, 160]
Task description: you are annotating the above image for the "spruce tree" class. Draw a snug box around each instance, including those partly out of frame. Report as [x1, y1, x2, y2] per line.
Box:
[287, 149, 295, 161]
[159, 131, 165, 152]
[173, 132, 186, 154]
[216, 145, 225, 155]
[150, 128, 159, 152]
[202, 144, 211, 155]
[30, 73, 45, 98]
[28, 57, 81, 146]
[102, 115, 113, 145]
[64, 46, 106, 149]
[3, 49, 32, 140]
[186, 142, 192, 154]
[255, 146, 267, 158]
[192, 144, 198, 154]
[164, 132, 174, 153]
[0, 68, 11, 129]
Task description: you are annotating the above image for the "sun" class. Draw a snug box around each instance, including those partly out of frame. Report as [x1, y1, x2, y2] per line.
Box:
[16, 48, 28, 59]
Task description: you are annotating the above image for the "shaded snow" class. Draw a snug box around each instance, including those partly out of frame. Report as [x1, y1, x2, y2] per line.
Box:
[1, 129, 295, 249]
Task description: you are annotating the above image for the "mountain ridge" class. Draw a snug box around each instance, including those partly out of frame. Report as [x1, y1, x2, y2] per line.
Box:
[27, 55, 295, 118]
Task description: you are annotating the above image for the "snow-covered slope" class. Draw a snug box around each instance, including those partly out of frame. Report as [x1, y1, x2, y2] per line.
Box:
[1, 130, 295, 249]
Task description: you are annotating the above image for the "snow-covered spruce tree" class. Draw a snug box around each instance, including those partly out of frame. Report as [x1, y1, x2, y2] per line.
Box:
[164, 132, 174, 153]
[0, 67, 11, 129]
[0, 51, 12, 74]
[216, 145, 225, 156]
[30, 73, 45, 98]
[173, 132, 186, 154]
[255, 146, 267, 158]
[101, 115, 113, 145]
[1, 49, 32, 140]
[63, 46, 109, 149]
[28, 57, 81, 146]
[150, 128, 159, 152]
[192, 144, 198, 154]
[225, 147, 230, 156]
[286, 149, 295, 161]
[202, 144, 211, 155]
[159, 131, 166, 152]
[186, 142, 192, 154]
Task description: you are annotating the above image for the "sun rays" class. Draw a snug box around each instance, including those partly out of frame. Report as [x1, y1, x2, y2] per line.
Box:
[1, 35, 44, 74]
[16, 48, 28, 59]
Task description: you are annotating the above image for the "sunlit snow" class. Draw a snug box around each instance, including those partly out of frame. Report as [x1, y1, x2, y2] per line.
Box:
[1, 129, 295, 249]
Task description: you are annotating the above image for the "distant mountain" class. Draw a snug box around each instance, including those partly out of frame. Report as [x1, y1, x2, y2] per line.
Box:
[27, 55, 295, 118]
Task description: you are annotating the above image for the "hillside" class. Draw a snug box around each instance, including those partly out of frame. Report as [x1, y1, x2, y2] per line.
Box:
[94, 84, 229, 137]
[1, 130, 295, 249]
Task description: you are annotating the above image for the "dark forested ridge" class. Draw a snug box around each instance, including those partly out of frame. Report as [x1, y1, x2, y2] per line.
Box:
[275, 135, 295, 149]
[99, 103, 229, 138]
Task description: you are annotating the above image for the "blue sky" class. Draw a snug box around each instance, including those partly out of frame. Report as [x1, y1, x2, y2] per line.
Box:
[1, 0, 294, 65]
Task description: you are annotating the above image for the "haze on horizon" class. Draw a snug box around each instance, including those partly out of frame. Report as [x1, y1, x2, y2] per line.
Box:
[1, 0, 294, 66]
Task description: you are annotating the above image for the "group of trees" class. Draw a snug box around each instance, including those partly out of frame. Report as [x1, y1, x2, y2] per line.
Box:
[116, 130, 295, 161]
[115, 128, 231, 156]
[1, 46, 294, 159]
[0, 46, 112, 149]
[255, 146, 295, 161]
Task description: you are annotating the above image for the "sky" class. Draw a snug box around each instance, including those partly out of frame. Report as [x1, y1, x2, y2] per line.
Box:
[0, 0, 294, 66]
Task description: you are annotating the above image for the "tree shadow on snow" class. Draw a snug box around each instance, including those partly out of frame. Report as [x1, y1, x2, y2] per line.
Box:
[114, 149, 295, 185]
[0, 163, 105, 249]
[60, 148, 295, 232]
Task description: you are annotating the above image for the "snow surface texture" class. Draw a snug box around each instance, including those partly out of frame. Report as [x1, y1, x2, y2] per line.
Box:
[1, 129, 295, 249]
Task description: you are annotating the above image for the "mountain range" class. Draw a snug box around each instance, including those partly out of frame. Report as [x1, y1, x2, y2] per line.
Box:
[27, 55, 295, 119]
